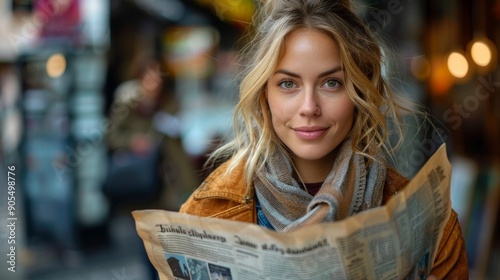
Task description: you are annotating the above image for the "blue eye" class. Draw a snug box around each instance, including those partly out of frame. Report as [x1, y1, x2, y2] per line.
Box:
[279, 80, 297, 89]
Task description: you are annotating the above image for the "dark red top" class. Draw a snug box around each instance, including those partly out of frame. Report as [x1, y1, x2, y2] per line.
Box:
[304, 182, 323, 196]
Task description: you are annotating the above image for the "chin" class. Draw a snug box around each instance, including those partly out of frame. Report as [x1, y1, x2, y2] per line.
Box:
[291, 149, 334, 162]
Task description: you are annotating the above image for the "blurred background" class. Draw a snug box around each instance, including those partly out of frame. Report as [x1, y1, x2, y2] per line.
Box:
[0, 0, 498, 279]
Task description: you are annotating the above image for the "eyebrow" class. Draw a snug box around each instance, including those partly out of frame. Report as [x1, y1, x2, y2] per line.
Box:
[274, 66, 343, 78]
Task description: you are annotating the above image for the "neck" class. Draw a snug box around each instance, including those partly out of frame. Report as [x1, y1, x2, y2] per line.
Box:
[291, 150, 337, 183]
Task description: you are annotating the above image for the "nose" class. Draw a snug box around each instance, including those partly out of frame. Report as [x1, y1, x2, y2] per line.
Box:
[298, 87, 320, 117]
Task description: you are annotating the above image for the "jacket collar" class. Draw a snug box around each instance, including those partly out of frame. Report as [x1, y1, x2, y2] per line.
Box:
[193, 159, 254, 203]
[193, 158, 408, 205]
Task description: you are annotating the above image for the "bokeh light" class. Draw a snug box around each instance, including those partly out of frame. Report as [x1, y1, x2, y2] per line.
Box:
[471, 41, 492, 67]
[447, 52, 469, 78]
[411, 56, 431, 80]
[46, 53, 67, 78]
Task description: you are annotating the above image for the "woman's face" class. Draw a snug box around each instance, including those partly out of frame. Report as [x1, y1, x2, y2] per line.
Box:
[266, 29, 355, 175]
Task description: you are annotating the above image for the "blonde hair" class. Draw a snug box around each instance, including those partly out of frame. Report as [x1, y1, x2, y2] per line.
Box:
[208, 0, 412, 187]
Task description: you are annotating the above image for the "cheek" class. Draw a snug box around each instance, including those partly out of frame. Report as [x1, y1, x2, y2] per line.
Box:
[268, 101, 291, 126]
[267, 94, 285, 122]
[329, 100, 355, 124]
[341, 104, 355, 121]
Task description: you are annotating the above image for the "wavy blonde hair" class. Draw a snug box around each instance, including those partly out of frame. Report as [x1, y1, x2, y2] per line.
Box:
[208, 0, 411, 187]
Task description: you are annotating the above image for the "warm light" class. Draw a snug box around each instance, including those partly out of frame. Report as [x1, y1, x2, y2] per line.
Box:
[411, 56, 431, 80]
[429, 56, 453, 96]
[46, 54, 66, 78]
[471, 41, 492, 67]
[447, 52, 469, 78]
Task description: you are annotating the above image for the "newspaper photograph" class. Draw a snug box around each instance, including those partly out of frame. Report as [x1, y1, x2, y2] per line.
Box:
[133, 144, 452, 280]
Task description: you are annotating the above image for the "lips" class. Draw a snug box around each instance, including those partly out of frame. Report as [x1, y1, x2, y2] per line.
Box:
[293, 126, 327, 140]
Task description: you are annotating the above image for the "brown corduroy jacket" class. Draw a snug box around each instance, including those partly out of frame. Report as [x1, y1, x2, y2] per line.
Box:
[180, 160, 469, 279]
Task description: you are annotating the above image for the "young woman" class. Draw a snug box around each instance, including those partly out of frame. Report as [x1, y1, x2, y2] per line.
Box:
[180, 0, 468, 278]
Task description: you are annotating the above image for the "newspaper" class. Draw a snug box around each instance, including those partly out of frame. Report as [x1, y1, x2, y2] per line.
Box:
[133, 144, 452, 280]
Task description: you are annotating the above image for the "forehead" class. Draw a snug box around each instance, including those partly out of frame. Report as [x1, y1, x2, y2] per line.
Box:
[276, 29, 341, 69]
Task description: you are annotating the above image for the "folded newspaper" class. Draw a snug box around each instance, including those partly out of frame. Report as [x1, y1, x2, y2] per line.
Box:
[133, 144, 451, 280]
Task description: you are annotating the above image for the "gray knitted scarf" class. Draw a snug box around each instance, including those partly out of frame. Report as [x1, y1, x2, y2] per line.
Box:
[254, 138, 386, 232]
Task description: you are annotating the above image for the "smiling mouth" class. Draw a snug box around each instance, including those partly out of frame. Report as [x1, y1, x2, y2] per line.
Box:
[293, 127, 327, 140]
